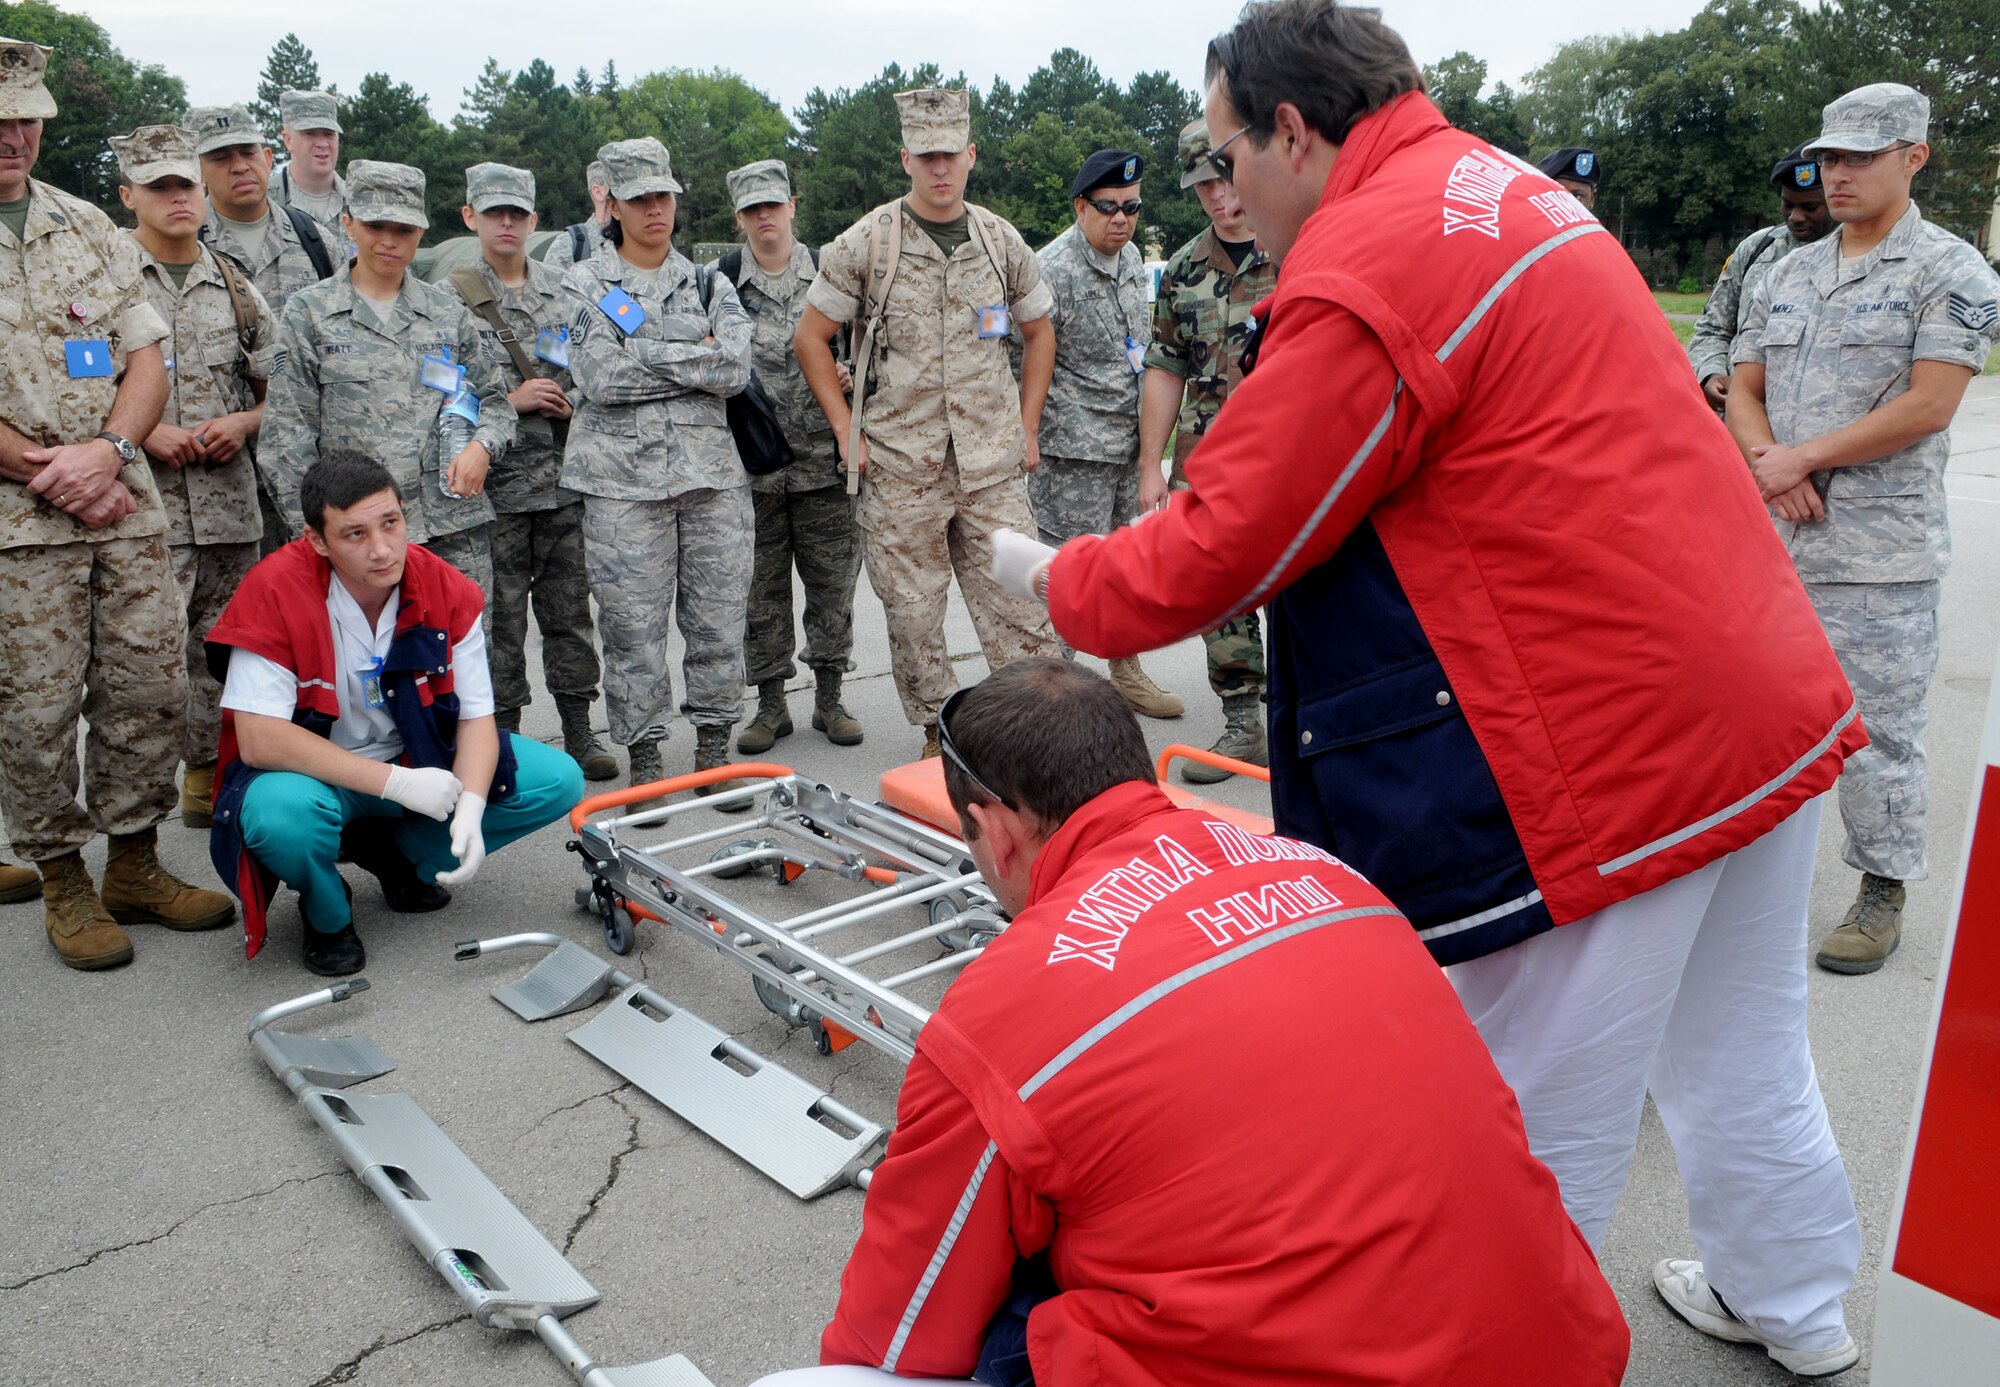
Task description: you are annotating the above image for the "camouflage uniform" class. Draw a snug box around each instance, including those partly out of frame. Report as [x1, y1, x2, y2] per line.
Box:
[272, 90, 349, 256]
[0, 177, 185, 861]
[1738, 199, 2000, 880]
[1688, 223, 1807, 388]
[1148, 224, 1278, 698]
[541, 218, 606, 272]
[273, 166, 348, 256]
[1030, 221, 1148, 545]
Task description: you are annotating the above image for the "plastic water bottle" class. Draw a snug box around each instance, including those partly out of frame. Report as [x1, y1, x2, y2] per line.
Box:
[436, 390, 478, 499]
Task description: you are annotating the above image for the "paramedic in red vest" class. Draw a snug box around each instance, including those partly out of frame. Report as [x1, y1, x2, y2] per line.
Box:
[751, 657, 1629, 1387]
[205, 452, 583, 975]
[990, 2, 1865, 1376]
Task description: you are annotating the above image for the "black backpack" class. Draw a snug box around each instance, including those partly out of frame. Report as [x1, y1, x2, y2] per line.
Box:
[696, 262, 793, 476]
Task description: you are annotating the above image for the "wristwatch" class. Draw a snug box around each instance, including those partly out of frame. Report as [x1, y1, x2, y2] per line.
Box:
[95, 431, 137, 465]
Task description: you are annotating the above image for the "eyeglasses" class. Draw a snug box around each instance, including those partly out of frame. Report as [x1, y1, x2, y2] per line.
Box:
[937, 687, 1015, 810]
[1814, 142, 1911, 170]
[1205, 125, 1251, 182]
[1084, 197, 1143, 218]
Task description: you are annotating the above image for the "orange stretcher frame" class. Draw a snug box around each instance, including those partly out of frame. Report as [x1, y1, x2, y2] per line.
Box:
[877, 745, 1273, 838]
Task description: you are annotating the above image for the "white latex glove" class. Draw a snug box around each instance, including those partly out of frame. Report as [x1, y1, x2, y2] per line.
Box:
[991, 528, 1056, 602]
[382, 764, 464, 821]
[435, 792, 488, 886]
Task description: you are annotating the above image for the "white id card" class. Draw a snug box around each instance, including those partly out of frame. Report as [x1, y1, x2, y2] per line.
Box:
[534, 325, 570, 369]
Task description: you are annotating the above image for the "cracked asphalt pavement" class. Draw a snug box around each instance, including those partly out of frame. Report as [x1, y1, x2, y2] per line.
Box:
[4, 380, 1999, 1385]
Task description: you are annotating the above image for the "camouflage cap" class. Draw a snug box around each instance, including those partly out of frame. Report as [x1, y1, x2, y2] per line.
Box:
[587, 159, 608, 190]
[726, 158, 791, 211]
[1804, 82, 1929, 156]
[280, 89, 341, 134]
[1178, 118, 1219, 188]
[345, 159, 427, 228]
[895, 87, 970, 156]
[599, 137, 681, 199]
[182, 103, 262, 157]
[0, 38, 57, 121]
[466, 161, 535, 213]
[108, 124, 199, 186]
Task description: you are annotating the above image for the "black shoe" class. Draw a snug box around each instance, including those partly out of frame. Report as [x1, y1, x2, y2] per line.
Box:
[302, 922, 366, 976]
[342, 819, 452, 913]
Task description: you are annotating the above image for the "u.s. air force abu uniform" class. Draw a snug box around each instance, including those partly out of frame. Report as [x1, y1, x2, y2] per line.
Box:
[271, 89, 349, 257]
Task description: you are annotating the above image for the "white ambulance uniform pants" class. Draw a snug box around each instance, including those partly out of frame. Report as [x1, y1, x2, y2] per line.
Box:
[1449, 796, 1860, 1353]
[750, 1370, 973, 1386]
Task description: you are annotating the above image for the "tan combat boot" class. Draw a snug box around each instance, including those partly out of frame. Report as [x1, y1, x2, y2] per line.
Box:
[557, 695, 619, 781]
[811, 668, 864, 746]
[0, 857, 40, 904]
[1108, 657, 1185, 720]
[100, 827, 236, 931]
[694, 725, 752, 813]
[1815, 873, 1904, 975]
[1183, 695, 1269, 785]
[181, 762, 217, 829]
[737, 679, 793, 754]
[921, 724, 942, 760]
[39, 852, 133, 970]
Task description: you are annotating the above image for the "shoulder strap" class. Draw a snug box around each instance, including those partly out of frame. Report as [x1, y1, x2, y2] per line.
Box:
[285, 206, 335, 281]
[846, 203, 904, 496]
[570, 223, 589, 261]
[963, 205, 1011, 298]
[447, 265, 538, 383]
[717, 248, 744, 285]
[212, 250, 259, 356]
[695, 262, 714, 311]
[808, 246, 820, 272]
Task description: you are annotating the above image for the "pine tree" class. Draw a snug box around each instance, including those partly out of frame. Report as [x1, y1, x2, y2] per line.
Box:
[252, 33, 323, 139]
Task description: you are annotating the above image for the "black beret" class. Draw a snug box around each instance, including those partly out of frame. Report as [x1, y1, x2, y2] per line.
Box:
[1770, 144, 1823, 191]
[1537, 146, 1600, 185]
[1073, 149, 1144, 199]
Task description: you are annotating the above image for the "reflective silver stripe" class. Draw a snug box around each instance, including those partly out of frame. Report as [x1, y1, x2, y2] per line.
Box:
[296, 677, 337, 692]
[1436, 223, 1607, 363]
[1415, 889, 1543, 941]
[880, 1140, 998, 1373]
[1597, 702, 1859, 876]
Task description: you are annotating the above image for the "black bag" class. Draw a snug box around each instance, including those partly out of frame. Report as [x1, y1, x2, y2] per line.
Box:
[696, 264, 794, 476]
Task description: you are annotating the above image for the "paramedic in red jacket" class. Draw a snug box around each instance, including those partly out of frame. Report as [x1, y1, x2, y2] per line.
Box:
[988, 3, 1864, 1376]
[751, 658, 1629, 1387]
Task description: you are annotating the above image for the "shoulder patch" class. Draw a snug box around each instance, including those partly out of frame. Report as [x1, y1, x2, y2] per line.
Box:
[1947, 291, 1998, 333]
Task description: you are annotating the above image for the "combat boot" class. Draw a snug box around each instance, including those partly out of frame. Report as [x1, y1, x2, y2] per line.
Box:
[694, 725, 751, 813]
[811, 668, 864, 746]
[1183, 695, 1268, 785]
[0, 857, 40, 904]
[102, 828, 236, 931]
[495, 706, 522, 734]
[626, 738, 669, 812]
[181, 762, 217, 829]
[737, 679, 794, 754]
[557, 695, 619, 781]
[922, 724, 942, 760]
[1815, 873, 1905, 974]
[1108, 658, 1185, 720]
[39, 852, 133, 970]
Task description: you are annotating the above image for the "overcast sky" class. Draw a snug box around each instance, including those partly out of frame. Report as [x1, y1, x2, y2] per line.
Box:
[72, 0, 1714, 124]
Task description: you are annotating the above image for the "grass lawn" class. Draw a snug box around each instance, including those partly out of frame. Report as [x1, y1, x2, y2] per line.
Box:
[1670, 318, 1697, 345]
[1987, 354, 2000, 376]
[1654, 291, 1707, 315]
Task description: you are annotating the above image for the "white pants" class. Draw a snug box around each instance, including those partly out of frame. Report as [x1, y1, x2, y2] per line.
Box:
[749, 1370, 976, 1386]
[1449, 797, 1859, 1352]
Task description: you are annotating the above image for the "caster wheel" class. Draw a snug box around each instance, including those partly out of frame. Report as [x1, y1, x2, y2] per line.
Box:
[751, 953, 802, 1019]
[708, 840, 765, 879]
[573, 885, 594, 910]
[602, 905, 636, 955]
[931, 895, 972, 952]
[813, 1022, 834, 1057]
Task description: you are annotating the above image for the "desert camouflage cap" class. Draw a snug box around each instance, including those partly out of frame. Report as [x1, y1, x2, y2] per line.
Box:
[108, 123, 199, 186]
[1804, 82, 1929, 156]
[280, 89, 341, 134]
[726, 158, 790, 211]
[587, 160, 608, 190]
[0, 38, 56, 121]
[1178, 118, 1219, 188]
[346, 159, 427, 228]
[895, 87, 970, 156]
[599, 137, 681, 199]
[466, 161, 535, 213]
[182, 103, 262, 157]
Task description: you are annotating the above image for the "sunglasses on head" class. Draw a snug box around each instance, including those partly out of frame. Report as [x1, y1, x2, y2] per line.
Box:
[938, 687, 1015, 811]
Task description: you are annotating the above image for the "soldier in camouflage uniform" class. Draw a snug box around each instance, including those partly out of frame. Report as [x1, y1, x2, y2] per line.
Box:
[1032, 148, 1184, 724]
[1140, 119, 1279, 783]
[561, 138, 755, 804]
[0, 42, 236, 970]
[1733, 83, 2000, 974]
[261, 160, 516, 600]
[115, 124, 280, 829]
[542, 160, 610, 272]
[272, 90, 349, 257]
[796, 87, 1064, 757]
[1688, 145, 1833, 414]
[441, 162, 617, 781]
[710, 158, 865, 754]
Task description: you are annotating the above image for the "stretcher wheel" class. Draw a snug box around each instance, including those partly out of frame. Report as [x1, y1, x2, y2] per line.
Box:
[709, 840, 766, 880]
[602, 904, 636, 955]
[813, 1021, 835, 1056]
[930, 895, 972, 952]
[573, 885, 593, 910]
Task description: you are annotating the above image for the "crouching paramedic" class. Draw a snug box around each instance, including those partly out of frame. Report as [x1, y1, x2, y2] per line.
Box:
[203, 453, 583, 975]
[752, 657, 1628, 1387]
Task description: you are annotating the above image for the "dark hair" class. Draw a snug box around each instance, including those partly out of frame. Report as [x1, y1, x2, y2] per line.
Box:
[1206, 0, 1423, 146]
[603, 211, 624, 246]
[941, 658, 1156, 838]
[301, 451, 401, 531]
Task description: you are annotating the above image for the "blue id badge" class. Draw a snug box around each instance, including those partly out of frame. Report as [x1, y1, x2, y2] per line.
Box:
[1124, 335, 1146, 374]
[65, 339, 114, 378]
[534, 324, 570, 368]
[977, 305, 1010, 339]
[442, 388, 480, 424]
[361, 656, 386, 709]
[420, 352, 464, 393]
[597, 288, 645, 335]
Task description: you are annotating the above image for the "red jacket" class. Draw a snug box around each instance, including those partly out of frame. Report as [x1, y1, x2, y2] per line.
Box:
[1049, 94, 1862, 959]
[823, 781, 1629, 1385]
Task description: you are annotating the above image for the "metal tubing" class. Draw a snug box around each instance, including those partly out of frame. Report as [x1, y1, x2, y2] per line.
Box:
[452, 932, 566, 961]
[631, 817, 767, 861]
[834, 917, 967, 967]
[878, 947, 987, 990]
[248, 978, 370, 1037]
[781, 870, 982, 938]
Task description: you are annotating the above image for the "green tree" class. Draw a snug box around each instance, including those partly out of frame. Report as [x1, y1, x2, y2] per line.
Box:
[1422, 51, 1532, 155]
[342, 72, 467, 239]
[998, 102, 1146, 244]
[791, 62, 948, 246]
[1519, 34, 1631, 157]
[614, 67, 792, 247]
[466, 59, 606, 228]
[1116, 69, 1206, 256]
[251, 32, 323, 140]
[0, 0, 186, 212]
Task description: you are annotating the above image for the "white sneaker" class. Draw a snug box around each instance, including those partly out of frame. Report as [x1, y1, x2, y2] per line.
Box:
[1653, 1259, 1860, 1378]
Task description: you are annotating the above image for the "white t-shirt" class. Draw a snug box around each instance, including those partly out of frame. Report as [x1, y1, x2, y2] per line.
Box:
[220, 574, 494, 761]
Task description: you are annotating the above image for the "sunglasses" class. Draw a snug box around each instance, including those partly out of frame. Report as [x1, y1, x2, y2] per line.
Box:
[1814, 142, 1912, 170]
[937, 687, 1015, 811]
[1084, 197, 1143, 217]
[1205, 125, 1251, 183]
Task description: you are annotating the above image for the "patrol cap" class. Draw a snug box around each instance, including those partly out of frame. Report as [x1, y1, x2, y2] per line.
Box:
[895, 87, 970, 156]
[466, 161, 535, 213]
[726, 158, 790, 211]
[109, 124, 199, 186]
[587, 159, 608, 190]
[0, 38, 57, 121]
[1538, 146, 1599, 186]
[1073, 149, 1143, 199]
[182, 104, 263, 157]
[1178, 118, 1219, 188]
[1804, 82, 1928, 156]
[280, 89, 341, 134]
[1769, 143, 1822, 191]
[598, 137, 681, 199]
[345, 159, 427, 229]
